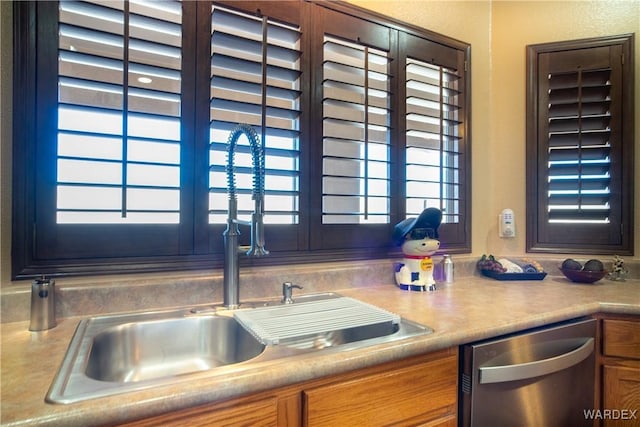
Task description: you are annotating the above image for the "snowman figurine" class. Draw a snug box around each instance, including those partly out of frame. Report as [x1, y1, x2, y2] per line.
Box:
[393, 208, 442, 292]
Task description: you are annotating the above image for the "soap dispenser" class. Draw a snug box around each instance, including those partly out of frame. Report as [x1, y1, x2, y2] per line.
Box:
[29, 276, 57, 331]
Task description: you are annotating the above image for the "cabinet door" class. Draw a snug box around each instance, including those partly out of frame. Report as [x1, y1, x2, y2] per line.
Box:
[303, 350, 457, 426]
[120, 396, 279, 427]
[603, 365, 640, 427]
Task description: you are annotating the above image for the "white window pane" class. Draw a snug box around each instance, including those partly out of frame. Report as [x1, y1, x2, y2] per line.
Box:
[127, 139, 179, 164]
[58, 159, 121, 185]
[126, 188, 179, 210]
[407, 181, 440, 198]
[58, 133, 122, 160]
[57, 186, 121, 210]
[127, 164, 179, 187]
[128, 114, 180, 140]
[59, 107, 123, 135]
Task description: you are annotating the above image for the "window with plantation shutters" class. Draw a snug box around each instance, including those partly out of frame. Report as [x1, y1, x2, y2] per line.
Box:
[57, 0, 183, 224]
[526, 35, 634, 254]
[15, 0, 189, 269]
[309, 6, 398, 251]
[400, 31, 469, 249]
[12, 0, 471, 278]
[209, 4, 301, 226]
[404, 59, 462, 224]
[321, 35, 391, 225]
[310, 5, 470, 252]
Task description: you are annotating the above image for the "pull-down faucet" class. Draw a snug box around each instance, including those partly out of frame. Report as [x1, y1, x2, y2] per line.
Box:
[223, 124, 269, 309]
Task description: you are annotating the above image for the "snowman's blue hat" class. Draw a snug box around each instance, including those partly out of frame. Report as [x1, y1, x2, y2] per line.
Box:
[392, 208, 442, 246]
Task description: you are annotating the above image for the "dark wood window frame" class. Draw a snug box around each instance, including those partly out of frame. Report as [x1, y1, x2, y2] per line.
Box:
[12, 0, 471, 279]
[526, 34, 634, 255]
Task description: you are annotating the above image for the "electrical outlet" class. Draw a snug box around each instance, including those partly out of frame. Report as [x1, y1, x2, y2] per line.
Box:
[499, 209, 515, 238]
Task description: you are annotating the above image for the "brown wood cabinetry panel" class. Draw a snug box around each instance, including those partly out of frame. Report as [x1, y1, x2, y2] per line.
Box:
[603, 365, 640, 427]
[117, 349, 456, 427]
[278, 393, 302, 427]
[119, 396, 279, 427]
[303, 351, 458, 426]
[603, 319, 640, 359]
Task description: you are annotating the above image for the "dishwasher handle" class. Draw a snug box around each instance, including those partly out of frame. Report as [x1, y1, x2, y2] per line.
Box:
[479, 338, 594, 384]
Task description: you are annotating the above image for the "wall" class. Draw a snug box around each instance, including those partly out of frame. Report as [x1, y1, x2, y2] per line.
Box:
[0, 1, 638, 299]
[349, 0, 640, 262]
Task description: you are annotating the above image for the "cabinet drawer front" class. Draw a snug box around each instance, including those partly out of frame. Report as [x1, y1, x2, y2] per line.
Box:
[303, 352, 457, 426]
[603, 320, 640, 359]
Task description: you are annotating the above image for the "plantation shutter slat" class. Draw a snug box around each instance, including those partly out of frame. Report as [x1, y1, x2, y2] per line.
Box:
[209, 4, 302, 226]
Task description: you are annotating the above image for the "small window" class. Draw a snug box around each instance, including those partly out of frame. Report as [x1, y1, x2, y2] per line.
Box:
[526, 34, 634, 255]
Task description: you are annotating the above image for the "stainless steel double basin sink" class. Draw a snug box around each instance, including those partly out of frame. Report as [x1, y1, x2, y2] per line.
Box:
[47, 293, 432, 404]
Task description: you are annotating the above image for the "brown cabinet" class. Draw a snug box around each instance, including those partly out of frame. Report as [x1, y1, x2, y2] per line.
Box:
[597, 315, 640, 427]
[303, 349, 458, 426]
[118, 393, 296, 427]
[119, 348, 457, 427]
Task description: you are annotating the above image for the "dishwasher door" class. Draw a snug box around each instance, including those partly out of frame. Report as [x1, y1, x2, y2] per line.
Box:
[460, 318, 596, 427]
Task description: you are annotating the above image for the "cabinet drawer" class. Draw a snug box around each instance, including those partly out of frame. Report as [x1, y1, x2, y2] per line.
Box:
[603, 319, 640, 359]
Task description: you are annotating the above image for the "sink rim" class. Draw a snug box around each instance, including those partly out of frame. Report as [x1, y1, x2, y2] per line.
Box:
[46, 293, 433, 404]
[47, 308, 274, 404]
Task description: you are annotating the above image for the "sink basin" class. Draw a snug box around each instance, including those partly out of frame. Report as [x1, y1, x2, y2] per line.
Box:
[47, 294, 432, 404]
[85, 316, 265, 383]
[47, 309, 270, 404]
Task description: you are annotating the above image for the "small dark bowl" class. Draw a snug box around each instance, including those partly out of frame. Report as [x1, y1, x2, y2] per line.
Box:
[559, 267, 607, 284]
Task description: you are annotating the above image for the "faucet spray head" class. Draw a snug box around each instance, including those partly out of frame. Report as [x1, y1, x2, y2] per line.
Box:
[226, 124, 268, 257]
[247, 197, 269, 257]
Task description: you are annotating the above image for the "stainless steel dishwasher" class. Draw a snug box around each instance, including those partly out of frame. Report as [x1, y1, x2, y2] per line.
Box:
[460, 318, 596, 427]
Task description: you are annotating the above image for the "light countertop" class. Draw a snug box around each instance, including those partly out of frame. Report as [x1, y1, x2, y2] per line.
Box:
[2, 274, 639, 426]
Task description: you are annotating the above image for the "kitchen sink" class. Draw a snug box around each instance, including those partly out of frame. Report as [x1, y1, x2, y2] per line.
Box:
[47, 293, 432, 404]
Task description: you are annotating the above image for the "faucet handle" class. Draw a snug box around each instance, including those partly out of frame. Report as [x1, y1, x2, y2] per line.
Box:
[246, 204, 269, 257]
[282, 282, 303, 304]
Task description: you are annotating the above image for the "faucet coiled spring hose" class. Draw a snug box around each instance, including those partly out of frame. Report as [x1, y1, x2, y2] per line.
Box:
[226, 124, 265, 201]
